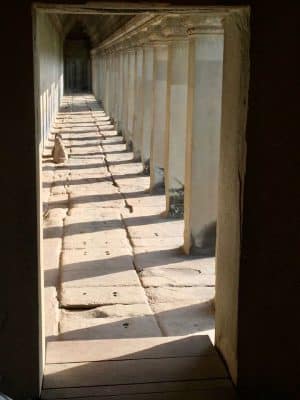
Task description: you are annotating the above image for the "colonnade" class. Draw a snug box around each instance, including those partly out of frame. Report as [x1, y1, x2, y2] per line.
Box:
[91, 13, 233, 256]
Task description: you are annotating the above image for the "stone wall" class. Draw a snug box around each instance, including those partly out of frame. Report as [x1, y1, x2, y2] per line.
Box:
[35, 12, 63, 148]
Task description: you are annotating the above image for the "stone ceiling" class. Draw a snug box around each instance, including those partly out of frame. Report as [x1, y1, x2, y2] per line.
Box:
[55, 14, 135, 47]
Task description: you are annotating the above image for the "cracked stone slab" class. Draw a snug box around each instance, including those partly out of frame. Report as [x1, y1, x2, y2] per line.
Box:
[60, 249, 140, 287]
[109, 164, 144, 175]
[47, 194, 69, 210]
[127, 223, 184, 238]
[134, 253, 215, 274]
[106, 153, 133, 163]
[63, 229, 128, 249]
[132, 237, 184, 250]
[67, 183, 119, 194]
[59, 309, 162, 340]
[151, 301, 215, 338]
[69, 192, 124, 209]
[60, 286, 149, 308]
[146, 287, 215, 304]
[126, 196, 166, 208]
[67, 208, 121, 220]
[139, 267, 215, 288]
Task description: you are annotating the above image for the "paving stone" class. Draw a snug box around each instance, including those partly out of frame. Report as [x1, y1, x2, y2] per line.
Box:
[105, 153, 132, 163]
[63, 217, 126, 249]
[139, 268, 215, 288]
[67, 208, 121, 220]
[146, 287, 215, 304]
[109, 164, 143, 175]
[132, 237, 184, 251]
[151, 301, 215, 337]
[126, 196, 166, 208]
[47, 194, 69, 210]
[60, 249, 140, 287]
[134, 253, 215, 274]
[127, 223, 184, 238]
[59, 310, 162, 340]
[69, 192, 124, 209]
[60, 286, 148, 308]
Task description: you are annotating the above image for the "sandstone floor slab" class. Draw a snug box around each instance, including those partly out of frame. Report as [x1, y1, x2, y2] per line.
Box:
[59, 311, 162, 340]
[146, 287, 215, 304]
[60, 286, 148, 308]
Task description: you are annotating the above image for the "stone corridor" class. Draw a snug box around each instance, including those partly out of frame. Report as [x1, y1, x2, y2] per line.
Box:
[43, 94, 215, 344]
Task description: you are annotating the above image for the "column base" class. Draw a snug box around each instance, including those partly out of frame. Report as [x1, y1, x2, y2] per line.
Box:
[126, 140, 133, 152]
[190, 221, 217, 257]
[150, 167, 165, 193]
[142, 159, 150, 175]
[134, 152, 142, 162]
[168, 188, 184, 218]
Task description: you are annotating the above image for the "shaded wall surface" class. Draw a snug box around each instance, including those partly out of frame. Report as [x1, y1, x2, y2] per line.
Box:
[36, 12, 63, 147]
[0, 1, 299, 399]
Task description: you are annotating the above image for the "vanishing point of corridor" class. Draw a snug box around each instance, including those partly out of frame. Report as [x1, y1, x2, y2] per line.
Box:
[41, 94, 235, 398]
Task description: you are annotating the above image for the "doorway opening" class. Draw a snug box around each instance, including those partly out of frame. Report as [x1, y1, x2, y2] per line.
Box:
[64, 22, 91, 93]
[34, 3, 250, 398]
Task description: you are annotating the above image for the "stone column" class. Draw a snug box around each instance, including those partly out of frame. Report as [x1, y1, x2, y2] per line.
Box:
[104, 50, 110, 116]
[163, 19, 189, 217]
[132, 34, 146, 160]
[116, 48, 124, 134]
[141, 42, 154, 175]
[126, 44, 136, 149]
[99, 52, 105, 102]
[149, 29, 170, 192]
[110, 48, 117, 122]
[214, 10, 250, 383]
[121, 46, 129, 139]
[183, 16, 224, 255]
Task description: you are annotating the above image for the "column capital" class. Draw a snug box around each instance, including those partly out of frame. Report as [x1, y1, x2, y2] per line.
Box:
[184, 15, 224, 36]
[147, 25, 169, 46]
[161, 16, 189, 43]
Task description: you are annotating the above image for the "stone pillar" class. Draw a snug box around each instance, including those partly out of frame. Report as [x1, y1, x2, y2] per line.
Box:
[116, 48, 124, 133]
[164, 20, 189, 217]
[121, 47, 129, 139]
[104, 50, 110, 115]
[183, 17, 224, 255]
[149, 30, 170, 192]
[214, 10, 250, 383]
[132, 37, 145, 160]
[126, 45, 136, 149]
[141, 43, 154, 175]
[110, 49, 117, 121]
[99, 52, 105, 102]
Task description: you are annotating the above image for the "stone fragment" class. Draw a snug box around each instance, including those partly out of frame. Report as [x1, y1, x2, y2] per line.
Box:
[52, 135, 68, 164]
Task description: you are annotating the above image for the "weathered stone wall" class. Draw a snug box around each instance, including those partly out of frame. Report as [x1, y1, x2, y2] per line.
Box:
[36, 12, 63, 148]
